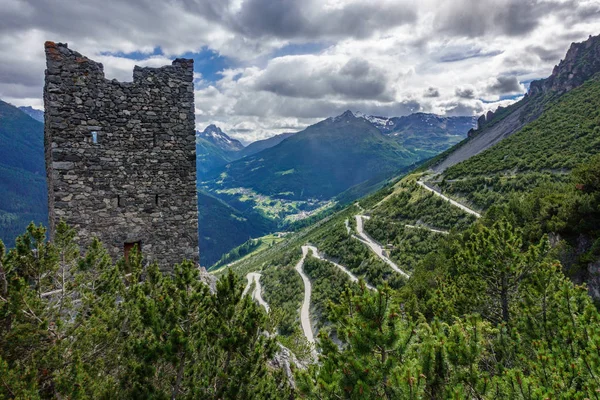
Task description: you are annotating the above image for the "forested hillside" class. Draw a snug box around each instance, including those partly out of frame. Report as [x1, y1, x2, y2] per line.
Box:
[439, 75, 600, 208]
[0, 100, 47, 247]
[198, 191, 276, 266]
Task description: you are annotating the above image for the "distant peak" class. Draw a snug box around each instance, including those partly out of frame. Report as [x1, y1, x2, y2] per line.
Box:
[204, 124, 222, 132]
[198, 124, 244, 151]
[331, 110, 358, 122]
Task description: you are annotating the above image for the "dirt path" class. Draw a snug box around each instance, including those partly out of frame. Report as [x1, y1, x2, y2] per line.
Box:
[243, 272, 270, 312]
[416, 180, 481, 218]
[296, 247, 315, 343]
[354, 215, 411, 279]
[304, 245, 376, 291]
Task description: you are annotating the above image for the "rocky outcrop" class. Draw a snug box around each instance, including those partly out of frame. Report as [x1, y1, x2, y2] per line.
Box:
[529, 34, 600, 96]
[197, 124, 244, 153]
[198, 267, 217, 294]
[588, 260, 600, 301]
[269, 344, 308, 389]
[433, 102, 526, 172]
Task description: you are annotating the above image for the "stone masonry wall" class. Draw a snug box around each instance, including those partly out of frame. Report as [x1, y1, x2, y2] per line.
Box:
[44, 42, 198, 268]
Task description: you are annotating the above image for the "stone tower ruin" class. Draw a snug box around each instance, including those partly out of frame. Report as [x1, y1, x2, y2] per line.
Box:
[43, 42, 199, 268]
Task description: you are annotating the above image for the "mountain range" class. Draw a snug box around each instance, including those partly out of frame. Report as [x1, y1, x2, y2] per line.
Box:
[201, 111, 475, 216]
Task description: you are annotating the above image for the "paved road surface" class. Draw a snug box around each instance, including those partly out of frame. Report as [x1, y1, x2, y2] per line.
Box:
[243, 272, 270, 312]
[404, 224, 449, 235]
[296, 247, 315, 343]
[354, 215, 411, 279]
[416, 180, 481, 218]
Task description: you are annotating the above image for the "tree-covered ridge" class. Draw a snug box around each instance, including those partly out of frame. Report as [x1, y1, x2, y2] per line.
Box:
[0, 222, 289, 399]
[212, 237, 264, 269]
[198, 191, 275, 266]
[314, 223, 405, 289]
[430, 75, 600, 216]
[298, 255, 600, 398]
[297, 160, 600, 398]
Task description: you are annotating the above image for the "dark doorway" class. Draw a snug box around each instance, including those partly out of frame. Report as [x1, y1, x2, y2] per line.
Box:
[124, 241, 141, 263]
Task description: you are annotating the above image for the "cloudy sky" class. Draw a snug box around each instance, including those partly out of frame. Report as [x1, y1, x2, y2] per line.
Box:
[2, 0, 600, 143]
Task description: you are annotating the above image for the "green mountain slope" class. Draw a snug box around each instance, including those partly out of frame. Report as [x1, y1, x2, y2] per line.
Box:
[217, 36, 600, 393]
[196, 136, 240, 176]
[198, 190, 276, 266]
[378, 113, 476, 157]
[439, 75, 600, 209]
[206, 111, 420, 201]
[0, 100, 47, 246]
[238, 132, 295, 158]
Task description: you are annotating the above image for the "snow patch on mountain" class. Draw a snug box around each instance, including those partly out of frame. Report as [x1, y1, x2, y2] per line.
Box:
[197, 124, 245, 152]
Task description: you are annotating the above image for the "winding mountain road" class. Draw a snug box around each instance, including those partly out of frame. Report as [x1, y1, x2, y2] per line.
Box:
[354, 215, 411, 279]
[404, 224, 449, 235]
[243, 272, 270, 312]
[416, 180, 481, 218]
[305, 245, 376, 291]
[296, 247, 315, 343]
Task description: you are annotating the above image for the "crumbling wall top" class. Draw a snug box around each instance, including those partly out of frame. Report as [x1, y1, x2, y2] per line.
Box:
[44, 41, 194, 85]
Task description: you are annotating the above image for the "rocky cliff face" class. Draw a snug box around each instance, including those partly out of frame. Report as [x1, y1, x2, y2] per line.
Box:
[457, 34, 600, 165]
[529, 34, 600, 96]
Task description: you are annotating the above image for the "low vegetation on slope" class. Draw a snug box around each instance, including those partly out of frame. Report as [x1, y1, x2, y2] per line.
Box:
[440, 76, 600, 209]
[302, 255, 353, 332]
[292, 157, 600, 398]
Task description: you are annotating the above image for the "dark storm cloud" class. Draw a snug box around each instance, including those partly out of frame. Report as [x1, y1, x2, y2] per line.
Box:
[444, 101, 482, 116]
[229, 0, 417, 39]
[573, 2, 600, 23]
[435, 0, 577, 38]
[424, 87, 440, 97]
[455, 87, 476, 99]
[0, 1, 192, 48]
[487, 76, 523, 95]
[526, 45, 564, 63]
[254, 57, 393, 101]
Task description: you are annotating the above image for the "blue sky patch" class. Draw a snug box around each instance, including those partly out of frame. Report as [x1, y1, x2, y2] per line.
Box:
[102, 46, 233, 83]
[180, 47, 233, 83]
